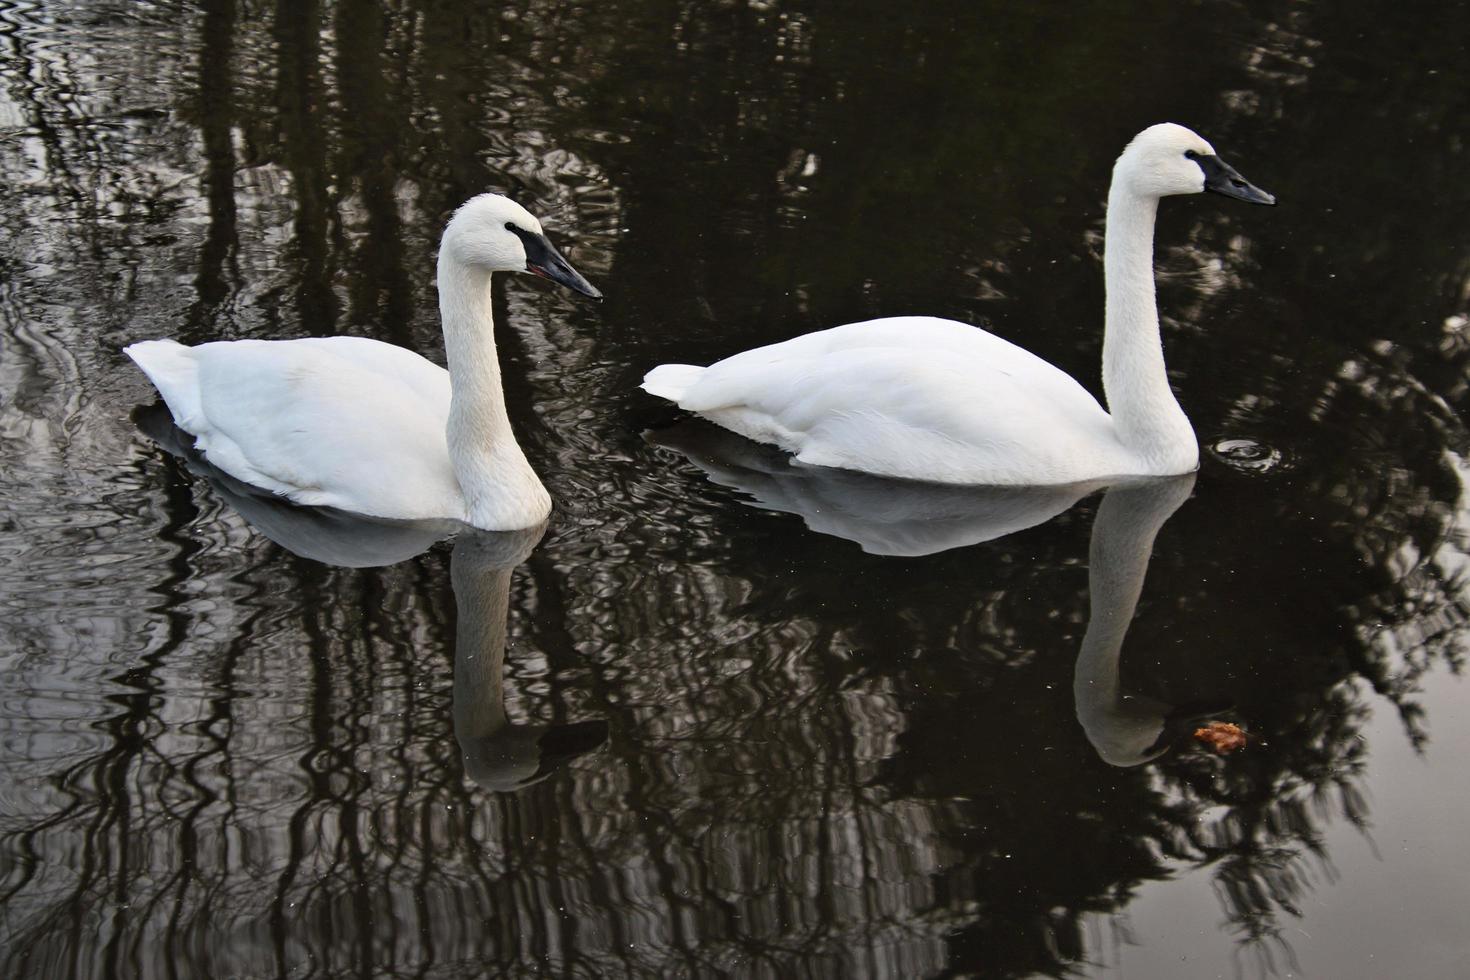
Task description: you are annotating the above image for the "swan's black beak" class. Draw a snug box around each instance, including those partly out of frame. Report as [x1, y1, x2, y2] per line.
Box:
[1189, 150, 1276, 206]
[508, 223, 603, 300]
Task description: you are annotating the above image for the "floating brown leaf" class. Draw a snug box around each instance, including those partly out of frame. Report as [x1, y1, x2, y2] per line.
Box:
[1193, 721, 1249, 755]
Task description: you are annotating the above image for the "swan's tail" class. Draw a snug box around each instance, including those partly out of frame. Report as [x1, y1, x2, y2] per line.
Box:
[124, 339, 205, 432]
[641, 363, 705, 403]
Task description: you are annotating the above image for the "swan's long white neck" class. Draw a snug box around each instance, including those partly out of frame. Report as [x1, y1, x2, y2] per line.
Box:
[1101, 173, 1199, 473]
[437, 254, 551, 529]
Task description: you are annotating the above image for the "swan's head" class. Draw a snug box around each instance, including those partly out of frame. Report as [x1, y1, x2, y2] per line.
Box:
[1115, 123, 1275, 206]
[441, 193, 602, 299]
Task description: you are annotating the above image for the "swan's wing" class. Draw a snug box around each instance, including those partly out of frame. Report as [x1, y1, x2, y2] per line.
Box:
[131, 337, 463, 520]
[671, 317, 1122, 485]
[289, 336, 451, 406]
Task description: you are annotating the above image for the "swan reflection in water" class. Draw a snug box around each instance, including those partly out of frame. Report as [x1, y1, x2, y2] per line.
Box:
[449, 527, 608, 792]
[650, 419, 1228, 765]
[1071, 472, 1230, 766]
[135, 404, 608, 792]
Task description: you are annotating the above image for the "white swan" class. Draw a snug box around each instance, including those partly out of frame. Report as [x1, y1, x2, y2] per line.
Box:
[134, 405, 609, 788]
[642, 123, 1275, 485]
[126, 194, 601, 531]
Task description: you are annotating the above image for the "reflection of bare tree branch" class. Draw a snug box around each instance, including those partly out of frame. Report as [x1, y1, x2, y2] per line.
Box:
[186, 0, 239, 328]
[333, 0, 413, 349]
[271, 0, 340, 335]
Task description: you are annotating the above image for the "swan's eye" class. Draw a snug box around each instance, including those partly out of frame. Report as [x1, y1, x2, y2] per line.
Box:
[505, 221, 519, 232]
[1183, 150, 1199, 161]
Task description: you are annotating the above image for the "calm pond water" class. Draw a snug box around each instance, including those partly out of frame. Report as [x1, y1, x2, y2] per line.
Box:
[2, 1, 1468, 977]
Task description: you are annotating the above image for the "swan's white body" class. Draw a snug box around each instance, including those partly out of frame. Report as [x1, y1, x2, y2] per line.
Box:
[647, 316, 1146, 485]
[643, 124, 1274, 486]
[127, 335, 473, 516]
[127, 195, 599, 531]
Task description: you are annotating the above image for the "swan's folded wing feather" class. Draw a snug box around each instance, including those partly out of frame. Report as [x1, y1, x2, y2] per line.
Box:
[182, 338, 463, 519]
[291, 336, 451, 407]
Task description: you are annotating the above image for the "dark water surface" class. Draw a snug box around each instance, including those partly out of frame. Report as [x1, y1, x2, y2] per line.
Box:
[2, 1, 1468, 977]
